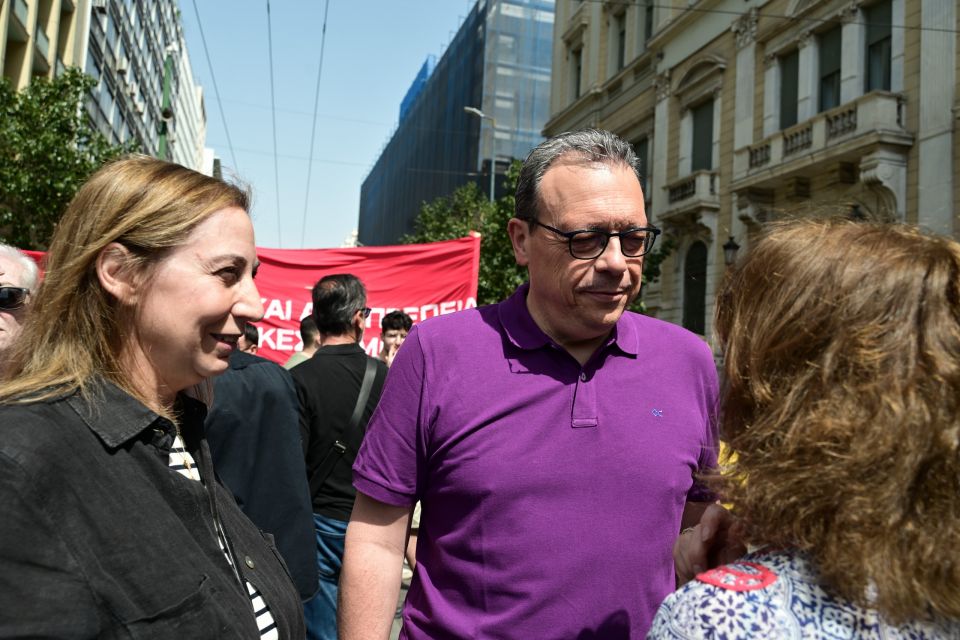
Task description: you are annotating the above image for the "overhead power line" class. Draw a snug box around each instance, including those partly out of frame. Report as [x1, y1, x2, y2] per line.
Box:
[266, 0, 283, 247]
[190, 0, 238, 170]
[302, 0, 332, 248]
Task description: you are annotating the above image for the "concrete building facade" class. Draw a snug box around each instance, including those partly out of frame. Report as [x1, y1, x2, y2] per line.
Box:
[0, 0, 88, 88]
[359, 0, 555, 246]
[545, 0, 958, 347]
[1, 0, 207, 171]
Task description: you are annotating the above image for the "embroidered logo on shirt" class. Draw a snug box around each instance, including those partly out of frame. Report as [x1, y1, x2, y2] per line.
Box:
[697, 562, 778, 591]
[651, 408, 663, 417]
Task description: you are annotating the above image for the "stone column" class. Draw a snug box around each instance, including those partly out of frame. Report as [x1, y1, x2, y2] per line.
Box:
[917, 0, 956, 235]
[840, 2, 865, 104]
[796, 30, 816, 122]
[651, 70, 671, 223]
[762, 53, 779, 137]
[732, 9, 758, 149]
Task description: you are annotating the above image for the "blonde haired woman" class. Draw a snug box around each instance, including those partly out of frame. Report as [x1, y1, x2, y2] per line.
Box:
[0, 157, 304, 637]
[650, 219, 960, 638]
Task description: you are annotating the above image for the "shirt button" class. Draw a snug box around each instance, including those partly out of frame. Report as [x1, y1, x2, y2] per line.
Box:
[580, 372, 587, 382]
[244, 556, 255, 569]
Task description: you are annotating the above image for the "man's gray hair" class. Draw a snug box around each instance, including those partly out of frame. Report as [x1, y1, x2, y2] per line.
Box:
[514, 129, 639, 221]
[0, 243, 40, 291]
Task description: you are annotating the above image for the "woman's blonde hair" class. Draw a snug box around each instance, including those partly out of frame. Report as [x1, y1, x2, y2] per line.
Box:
[714, 218, 960, 622]
[0, 155, 250, 406]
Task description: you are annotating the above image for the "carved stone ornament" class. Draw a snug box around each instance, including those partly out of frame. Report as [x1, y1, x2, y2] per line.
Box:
[796, 29, 814, 49]
[731, 8, 759, 49]
[839, 1, 862, 23]
[655, 70, 672, 101]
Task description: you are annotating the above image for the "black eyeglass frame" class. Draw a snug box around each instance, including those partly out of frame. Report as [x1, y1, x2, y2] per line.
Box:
[524, 218, 661, 260]
[0, 286, 30, 311]
[360, 307, 372, 319]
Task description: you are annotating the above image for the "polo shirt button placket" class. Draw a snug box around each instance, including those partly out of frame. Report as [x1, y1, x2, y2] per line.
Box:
[580, 372, 587, 382]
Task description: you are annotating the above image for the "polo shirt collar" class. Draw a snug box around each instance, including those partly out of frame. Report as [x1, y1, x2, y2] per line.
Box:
[499, 282, 640, 357]
[67, 378, 206, 449]
[315, 342, 365, 356]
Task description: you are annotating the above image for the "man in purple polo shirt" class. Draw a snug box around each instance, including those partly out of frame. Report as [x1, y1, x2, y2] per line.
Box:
[340, 129, 737, 639]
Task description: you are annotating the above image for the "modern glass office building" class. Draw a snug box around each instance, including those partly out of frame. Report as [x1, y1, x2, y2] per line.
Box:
[359, 0, 554, 246]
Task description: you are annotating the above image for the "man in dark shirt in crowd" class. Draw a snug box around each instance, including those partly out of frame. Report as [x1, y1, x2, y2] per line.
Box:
[204, 348, 318, 603]
[291, 274, 388, 640]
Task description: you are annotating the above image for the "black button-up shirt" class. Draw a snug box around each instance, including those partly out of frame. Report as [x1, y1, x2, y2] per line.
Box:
[0, 380, 304, 638]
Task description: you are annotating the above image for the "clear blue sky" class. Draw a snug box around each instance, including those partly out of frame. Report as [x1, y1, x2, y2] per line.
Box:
[179, 0, 478, 249]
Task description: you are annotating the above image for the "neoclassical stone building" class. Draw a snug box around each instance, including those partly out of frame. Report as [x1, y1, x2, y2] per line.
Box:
[545, 0, 957, 346]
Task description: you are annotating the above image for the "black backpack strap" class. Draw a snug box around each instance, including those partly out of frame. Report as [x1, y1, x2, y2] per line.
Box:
[309, 357, 380, 491]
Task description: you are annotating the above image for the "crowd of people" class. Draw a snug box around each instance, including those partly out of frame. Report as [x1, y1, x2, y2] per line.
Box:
[0, 128, 957, 640]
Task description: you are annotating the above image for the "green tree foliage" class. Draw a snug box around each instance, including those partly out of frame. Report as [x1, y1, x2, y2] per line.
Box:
[0, 68, 129, 249]
[402, 161, 527, 305]
[403, 160, 673, 309]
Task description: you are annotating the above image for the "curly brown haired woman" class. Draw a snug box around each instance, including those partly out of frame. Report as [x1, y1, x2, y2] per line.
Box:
[649, 219, 960, 638]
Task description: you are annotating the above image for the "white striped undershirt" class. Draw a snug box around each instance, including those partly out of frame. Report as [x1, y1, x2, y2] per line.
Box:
[169, 435, 279, 639]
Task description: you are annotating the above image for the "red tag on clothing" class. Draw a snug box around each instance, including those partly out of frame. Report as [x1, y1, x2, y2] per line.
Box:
[696, 562, 778, 591]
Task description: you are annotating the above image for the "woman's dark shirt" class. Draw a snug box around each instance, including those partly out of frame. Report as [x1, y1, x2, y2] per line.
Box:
[0, 380, 305, 638]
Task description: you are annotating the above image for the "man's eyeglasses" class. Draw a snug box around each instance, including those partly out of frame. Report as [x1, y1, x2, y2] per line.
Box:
[0, 287, 29, 311]
[525, 218, 661, 260]
[360, 307, 372, 318]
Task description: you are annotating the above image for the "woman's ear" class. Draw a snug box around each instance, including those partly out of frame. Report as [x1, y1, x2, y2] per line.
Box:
[97, 243, 139, 305]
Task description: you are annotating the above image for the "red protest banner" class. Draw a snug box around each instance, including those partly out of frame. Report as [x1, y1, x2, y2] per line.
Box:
[16, 235, 482, 365]
[253, 235, 481, 363]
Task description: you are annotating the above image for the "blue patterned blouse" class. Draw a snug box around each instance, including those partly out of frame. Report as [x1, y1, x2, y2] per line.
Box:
[648, 550, 959, 639]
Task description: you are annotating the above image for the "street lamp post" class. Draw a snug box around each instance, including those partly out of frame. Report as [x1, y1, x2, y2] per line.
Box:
[464, 106, 496, 202]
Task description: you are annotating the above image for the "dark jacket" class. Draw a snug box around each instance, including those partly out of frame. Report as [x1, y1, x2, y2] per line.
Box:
[0, 380, 305, 638]
[291, 343, 387, 521]
[205, 350, 318, 601]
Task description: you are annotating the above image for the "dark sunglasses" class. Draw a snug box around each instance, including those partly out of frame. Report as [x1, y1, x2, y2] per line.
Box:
[360, 307, 372, 318]
[0, 287, 29, 311]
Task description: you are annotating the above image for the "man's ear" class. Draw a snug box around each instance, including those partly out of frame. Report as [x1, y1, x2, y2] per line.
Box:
[96, 243, 139, 305]
[507, 217, 531, 267]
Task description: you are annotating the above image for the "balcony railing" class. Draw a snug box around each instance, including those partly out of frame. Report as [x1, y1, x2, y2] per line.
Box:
[658, 170, 720, 224]
[734, 92, 909, 181]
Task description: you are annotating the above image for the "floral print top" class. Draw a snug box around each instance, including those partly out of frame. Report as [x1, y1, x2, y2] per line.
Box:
[647, 550, 959, 639]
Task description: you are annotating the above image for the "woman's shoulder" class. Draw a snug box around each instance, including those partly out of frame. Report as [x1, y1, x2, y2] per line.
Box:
[648, 550, 960, 639]
[647, 550, 804, 639]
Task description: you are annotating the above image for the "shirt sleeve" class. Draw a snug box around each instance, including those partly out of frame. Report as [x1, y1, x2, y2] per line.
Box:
[352, 324, 427, 507]
[0, 451, 100, 635]
[688, 342, 721, 503]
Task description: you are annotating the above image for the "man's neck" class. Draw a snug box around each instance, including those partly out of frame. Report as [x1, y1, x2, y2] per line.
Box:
[319, 333, 359, 347]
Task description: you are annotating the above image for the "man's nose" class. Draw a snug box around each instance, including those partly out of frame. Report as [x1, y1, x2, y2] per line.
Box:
[594, 236, 629, 273]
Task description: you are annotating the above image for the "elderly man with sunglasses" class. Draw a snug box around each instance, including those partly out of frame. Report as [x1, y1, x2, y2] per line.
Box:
[340, 130, 741, 640]
[0, 244, 39, 377]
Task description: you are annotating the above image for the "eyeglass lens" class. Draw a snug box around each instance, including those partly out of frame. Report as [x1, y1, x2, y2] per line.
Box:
[0, 287, 28, 310]
[570, 230, 653, 259]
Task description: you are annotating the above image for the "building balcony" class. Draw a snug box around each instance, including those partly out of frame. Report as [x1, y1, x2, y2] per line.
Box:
[9, 0, 30, 43]
[657, 170, 719, 229]
[34, 25, 50, 59]
[732, 91, 913, 189]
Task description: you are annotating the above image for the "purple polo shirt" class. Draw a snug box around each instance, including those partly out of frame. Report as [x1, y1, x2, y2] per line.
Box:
[354, 284, 719, 639]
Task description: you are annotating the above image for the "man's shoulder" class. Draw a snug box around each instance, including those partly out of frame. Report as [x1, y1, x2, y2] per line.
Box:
[413, 304, 500, 342]
[622, 312, 713, 356]
[219, 352, 294, 395]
